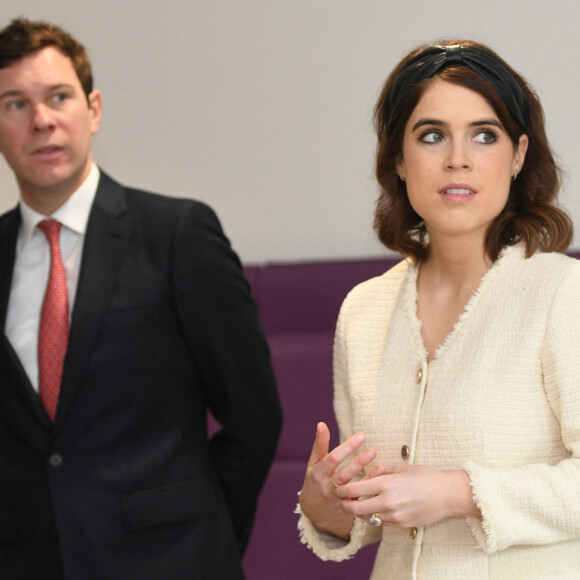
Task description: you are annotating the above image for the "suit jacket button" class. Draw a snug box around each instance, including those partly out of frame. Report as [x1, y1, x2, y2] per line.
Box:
[49, 454, 63, 467]
[401, 445, 410, 460]
[409, 527, 418, 539]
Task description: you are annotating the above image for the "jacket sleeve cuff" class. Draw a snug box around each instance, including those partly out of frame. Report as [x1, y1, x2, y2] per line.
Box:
[295, 501, 368, 561]
[463, 461, 499, 554]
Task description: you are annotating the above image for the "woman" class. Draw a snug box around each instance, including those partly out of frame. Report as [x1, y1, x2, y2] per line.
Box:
[297, 40, 580, 578]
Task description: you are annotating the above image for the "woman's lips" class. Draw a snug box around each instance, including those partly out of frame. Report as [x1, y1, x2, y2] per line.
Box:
[438, 184, 477, 201]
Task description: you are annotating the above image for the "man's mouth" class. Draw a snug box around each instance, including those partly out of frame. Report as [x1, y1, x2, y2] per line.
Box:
[34, 145, 61, 154]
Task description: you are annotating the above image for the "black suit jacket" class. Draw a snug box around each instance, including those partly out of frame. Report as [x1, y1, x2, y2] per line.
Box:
[0, 171, 282, 579]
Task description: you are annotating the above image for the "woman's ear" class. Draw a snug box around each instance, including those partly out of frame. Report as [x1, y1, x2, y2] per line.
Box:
[513, 133, 529, 175]
[396, 156, 406, 182]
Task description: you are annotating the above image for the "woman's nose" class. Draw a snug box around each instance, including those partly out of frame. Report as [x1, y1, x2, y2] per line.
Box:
[445, 141, 472, 170]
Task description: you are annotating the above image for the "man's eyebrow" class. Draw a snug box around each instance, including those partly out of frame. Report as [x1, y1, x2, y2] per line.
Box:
[0, 89, 23, 101]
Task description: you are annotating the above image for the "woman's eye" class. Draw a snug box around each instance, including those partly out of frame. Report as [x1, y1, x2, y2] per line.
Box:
[473, 130, 497, 144]
[420, 130, 444, 144]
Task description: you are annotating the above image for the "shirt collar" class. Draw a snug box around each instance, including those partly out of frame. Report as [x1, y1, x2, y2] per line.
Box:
[19, 163, 100, 244]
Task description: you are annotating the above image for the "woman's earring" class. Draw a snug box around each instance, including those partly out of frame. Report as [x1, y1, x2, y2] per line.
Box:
[511, 173, 517, 181]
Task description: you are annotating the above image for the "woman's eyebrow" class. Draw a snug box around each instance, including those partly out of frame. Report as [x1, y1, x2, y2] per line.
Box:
[411, 118, 445, 132]
[411, 118, 504, 131]
[470, 119, 504, 130]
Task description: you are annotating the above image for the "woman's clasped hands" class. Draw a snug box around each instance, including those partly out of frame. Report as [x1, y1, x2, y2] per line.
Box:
[300, 422, 480, 539]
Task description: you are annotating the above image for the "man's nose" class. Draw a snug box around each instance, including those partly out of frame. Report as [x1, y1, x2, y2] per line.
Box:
[32, 104, 56, 132]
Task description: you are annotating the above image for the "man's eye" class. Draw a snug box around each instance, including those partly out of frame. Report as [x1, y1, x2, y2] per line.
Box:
[8, 100, 24, 110]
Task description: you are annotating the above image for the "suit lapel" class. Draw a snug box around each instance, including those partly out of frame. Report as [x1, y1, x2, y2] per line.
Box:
[55, 171, 132, 425]
[0, 208, 51, 423]
[0, 208, 20, 330]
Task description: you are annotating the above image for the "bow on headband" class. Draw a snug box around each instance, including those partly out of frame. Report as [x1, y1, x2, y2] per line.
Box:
[385, 44, 530, 133]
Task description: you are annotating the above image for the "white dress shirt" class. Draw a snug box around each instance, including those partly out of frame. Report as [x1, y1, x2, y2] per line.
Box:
[5, 163, 100, 392]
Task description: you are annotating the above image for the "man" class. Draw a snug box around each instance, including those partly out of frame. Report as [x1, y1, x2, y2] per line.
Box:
[0, 18, 282, 579]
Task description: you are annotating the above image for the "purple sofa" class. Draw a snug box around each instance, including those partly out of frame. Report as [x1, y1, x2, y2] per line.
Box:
[239, 257, 399, 579]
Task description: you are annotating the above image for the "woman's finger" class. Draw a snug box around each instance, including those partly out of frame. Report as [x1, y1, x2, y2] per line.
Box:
[332, 447, 378, 486]
[307, 423, 369, 488]
[363, 465, 387, 480]
[325, 432, 368, 477]
[307, 422, 331, 466]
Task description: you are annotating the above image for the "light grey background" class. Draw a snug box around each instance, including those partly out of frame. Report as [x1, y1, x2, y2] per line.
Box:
[1, 1, 579, 264]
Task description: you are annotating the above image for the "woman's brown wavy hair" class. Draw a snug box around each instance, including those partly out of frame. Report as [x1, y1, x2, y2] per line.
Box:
[374, 39, 573, 262]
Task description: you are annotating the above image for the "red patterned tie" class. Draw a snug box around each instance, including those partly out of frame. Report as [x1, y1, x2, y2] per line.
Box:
[38, 220, 69, 421]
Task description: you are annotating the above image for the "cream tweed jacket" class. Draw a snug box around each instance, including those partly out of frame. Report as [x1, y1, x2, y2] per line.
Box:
[297, 245, 580, 579]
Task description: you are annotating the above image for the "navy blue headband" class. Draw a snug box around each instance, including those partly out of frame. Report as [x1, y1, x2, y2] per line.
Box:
[385, 44, 530, 133]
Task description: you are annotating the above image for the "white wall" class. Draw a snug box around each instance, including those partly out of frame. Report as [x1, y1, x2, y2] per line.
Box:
[2, 1, 579, 264]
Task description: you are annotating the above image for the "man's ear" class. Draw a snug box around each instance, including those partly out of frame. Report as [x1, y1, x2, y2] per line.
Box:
[88, 89, 103, 135]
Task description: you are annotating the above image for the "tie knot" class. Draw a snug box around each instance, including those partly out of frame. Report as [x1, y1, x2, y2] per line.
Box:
[38, 220, 62, 245]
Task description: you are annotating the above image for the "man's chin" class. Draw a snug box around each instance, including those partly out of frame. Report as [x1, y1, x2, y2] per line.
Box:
[19, 169, 82, 210]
